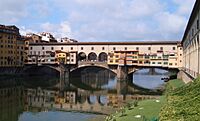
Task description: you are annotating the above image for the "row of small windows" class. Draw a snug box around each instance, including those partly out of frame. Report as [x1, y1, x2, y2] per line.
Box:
[30, 46, 177, 51]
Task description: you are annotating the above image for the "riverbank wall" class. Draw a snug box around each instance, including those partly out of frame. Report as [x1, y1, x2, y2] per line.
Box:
[0, 66, 59, 77]
[177, 70, 194, 83]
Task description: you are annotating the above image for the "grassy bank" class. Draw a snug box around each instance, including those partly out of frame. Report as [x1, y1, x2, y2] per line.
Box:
[159, 78, 200, 120]
[105, 79, 185, 121]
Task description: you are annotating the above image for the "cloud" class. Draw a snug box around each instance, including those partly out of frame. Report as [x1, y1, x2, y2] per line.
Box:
[19, 26, 36, 35]
[40, 21, 72, 39]
[155, 12, 187, 40]
[0, 0, 28, 23]
[173, 0, 196, 15]
[0, 0, 196, 41]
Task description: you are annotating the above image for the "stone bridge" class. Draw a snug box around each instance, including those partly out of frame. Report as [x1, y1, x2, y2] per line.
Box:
[23, 61, 175, 91]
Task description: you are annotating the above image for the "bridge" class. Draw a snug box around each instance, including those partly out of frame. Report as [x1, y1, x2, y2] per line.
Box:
[24, 59, 177, 91]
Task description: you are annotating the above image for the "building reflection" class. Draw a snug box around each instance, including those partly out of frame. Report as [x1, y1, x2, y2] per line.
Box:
[71, 67, 116, 90]
[0, 80, 24, 121]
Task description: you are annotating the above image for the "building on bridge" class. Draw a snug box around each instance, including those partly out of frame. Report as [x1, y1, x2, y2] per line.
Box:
[27, 41, 182, 69]
[182, 0, 200, 79]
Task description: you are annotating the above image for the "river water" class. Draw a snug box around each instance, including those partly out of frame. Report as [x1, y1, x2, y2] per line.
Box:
[0, 67, 169, 121]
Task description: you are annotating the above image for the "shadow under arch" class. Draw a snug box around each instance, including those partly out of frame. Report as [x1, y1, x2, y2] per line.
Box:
[78, 52, 87, 61]
[70, 66, 116, 91]
[98, 52, 108, 62]
[70, 65, 117, 75]
[88, 52, 97, 61]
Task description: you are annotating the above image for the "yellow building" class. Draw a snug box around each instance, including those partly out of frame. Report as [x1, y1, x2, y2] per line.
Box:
[55, 50, 67, 64]
[0, 25, 24, 67]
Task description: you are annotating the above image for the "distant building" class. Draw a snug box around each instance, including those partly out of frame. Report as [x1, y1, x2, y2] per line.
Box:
[39, 32, 57, 43]
[60, 37, 78, 43]
[0, 24, 24, 67]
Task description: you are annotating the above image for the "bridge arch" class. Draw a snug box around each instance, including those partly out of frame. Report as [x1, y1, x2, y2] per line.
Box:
[70, 65, 117, 75]
[78, 52, 87, 61]
[88, 52, 97, 61]
[98, 52, 108, 62]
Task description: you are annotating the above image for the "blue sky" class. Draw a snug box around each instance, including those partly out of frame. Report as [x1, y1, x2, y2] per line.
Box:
[0, 0, 196, 41]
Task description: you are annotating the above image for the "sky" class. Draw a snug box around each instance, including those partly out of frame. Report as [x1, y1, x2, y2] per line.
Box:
[0, 0, 196, 41]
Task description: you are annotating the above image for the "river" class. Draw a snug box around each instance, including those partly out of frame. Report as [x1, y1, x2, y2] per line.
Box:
[0, 67, 169, 121]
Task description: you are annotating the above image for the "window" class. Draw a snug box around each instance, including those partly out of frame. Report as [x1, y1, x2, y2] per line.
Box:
[115, 60, 119, 63]
[42, 47, 44, 50]
[71, 47, 73, 50]
[180, 54, 182, 56]
[51, 47, 54, 50]
[81, 47, 83, 50]
[152, 62, 155, 64]
[173, 47, 176, 50]
[110, 60, 113, 63]
[30, 47, 32, 50]
[124, 47, 127, 50]
[113, 47, 116, 50]
[197, 19, 199, 30]
[158, 62, 162, 64]
[61, 47, 63, 50]
[115, 55, 119, 58]
[164, 62, 168, 65]
[148, 47, 151, 50]
[102, 47, 105, 50]
[91, 47, 94, 50]
[136, 47, 139, 51]
[160, 47, 163, 51]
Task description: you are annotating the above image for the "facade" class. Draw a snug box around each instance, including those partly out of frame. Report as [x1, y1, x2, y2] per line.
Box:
[0, 25, 24, 67]
[182, 0, 200, 78]
[28, 41, 182, 68]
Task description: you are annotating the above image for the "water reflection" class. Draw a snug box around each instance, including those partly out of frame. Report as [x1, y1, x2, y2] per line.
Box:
[70, 67, 116, 90]
[18, 111, 97, 121]
[0, 79, 24, 121]
[0, 67, 170, 121]
[132, 68, 169, 89]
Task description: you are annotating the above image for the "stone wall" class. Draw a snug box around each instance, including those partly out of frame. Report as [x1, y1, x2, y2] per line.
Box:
[177, 70, 194, 84]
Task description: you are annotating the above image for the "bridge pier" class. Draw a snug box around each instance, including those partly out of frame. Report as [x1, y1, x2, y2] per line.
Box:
[148, 68, 156, 75]
[117, 66, 128, 80]
[59, 64, 70, 91]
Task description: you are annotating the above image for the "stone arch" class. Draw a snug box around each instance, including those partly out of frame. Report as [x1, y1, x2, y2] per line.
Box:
[98, 52, 108, 62]
[78, 52, 87, 61]
[97, 95, 107, 105]
[88, 52, 97, 61]
[87, 95, 97, 104]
